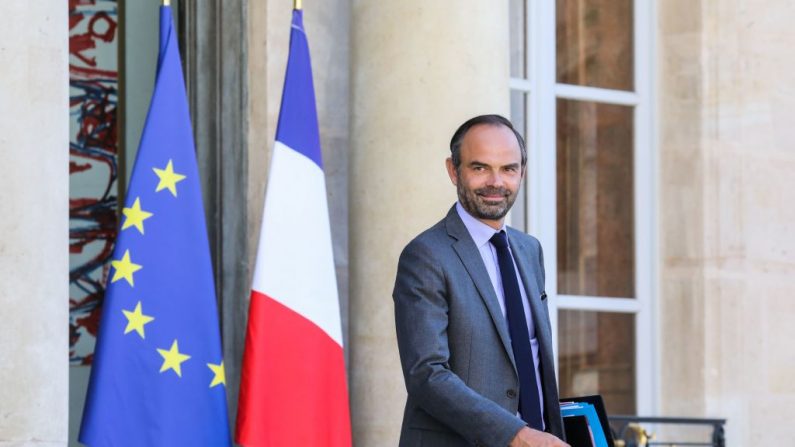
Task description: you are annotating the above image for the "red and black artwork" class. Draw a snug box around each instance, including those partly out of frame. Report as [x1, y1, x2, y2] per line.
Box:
[69, 0, 119, 365]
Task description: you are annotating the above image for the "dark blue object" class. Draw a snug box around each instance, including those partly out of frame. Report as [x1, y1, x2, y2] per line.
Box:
[490, 231, 544, 430]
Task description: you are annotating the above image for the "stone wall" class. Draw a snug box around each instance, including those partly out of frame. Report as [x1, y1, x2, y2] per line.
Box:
[659, 1, 795, 444]
[0, 2, 69, 446]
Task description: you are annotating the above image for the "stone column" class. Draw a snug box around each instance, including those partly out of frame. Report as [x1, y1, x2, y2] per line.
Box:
[658, 0, 708, 419]
[349, 3, 509, 444]
[659, 1, 795, 444]
[0, 2, 69, 446]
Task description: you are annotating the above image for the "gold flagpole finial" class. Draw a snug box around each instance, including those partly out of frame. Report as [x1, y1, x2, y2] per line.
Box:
[294, 0, 302, 10]
[163, 0, 171, 6]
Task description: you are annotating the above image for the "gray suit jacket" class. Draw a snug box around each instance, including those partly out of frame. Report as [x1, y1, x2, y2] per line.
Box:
[393, 205, 564, 447]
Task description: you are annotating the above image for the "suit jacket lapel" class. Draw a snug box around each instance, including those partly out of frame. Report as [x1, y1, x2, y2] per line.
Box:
[444, 206, 517, 371]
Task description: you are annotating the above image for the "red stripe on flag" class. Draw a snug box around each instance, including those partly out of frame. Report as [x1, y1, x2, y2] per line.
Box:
[236, 290, 352, 446]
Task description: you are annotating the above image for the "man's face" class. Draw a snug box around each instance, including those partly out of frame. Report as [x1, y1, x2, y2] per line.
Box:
[446, 124, 524, 229]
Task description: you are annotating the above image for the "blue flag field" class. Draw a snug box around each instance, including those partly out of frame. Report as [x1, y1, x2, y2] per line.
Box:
[79, 6, 231, 446]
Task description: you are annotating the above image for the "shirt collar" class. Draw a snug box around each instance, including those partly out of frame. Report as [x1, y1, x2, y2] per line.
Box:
[455, 201, 505, 248]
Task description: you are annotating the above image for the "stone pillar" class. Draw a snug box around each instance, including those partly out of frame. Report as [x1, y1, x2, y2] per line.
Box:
[0, 2, 69, 446]
[660, 1, 795, 444]
[658, 0, 708, 419]
[349, 3, 509, 444]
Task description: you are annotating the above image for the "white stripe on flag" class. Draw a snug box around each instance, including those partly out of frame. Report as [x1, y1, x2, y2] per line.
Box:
[251, 141, 343, 347]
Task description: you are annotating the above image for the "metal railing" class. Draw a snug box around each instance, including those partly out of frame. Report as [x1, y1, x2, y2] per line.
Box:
[608, 415, 726, 447]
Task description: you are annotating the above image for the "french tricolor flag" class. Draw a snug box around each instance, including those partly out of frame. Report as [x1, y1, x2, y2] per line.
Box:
[235, 8, 352, 447]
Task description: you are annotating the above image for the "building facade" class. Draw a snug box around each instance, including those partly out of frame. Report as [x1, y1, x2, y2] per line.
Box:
[1, 0, 794, 445]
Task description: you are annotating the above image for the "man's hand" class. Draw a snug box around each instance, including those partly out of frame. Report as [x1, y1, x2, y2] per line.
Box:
[509, 426, 570, 447]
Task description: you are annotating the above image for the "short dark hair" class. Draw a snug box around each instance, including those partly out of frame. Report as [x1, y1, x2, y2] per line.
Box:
[449, 114, 527, 169]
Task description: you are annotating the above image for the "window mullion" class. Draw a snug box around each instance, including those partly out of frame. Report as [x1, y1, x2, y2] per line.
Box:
[529, 0, 559, 374]
[633, 0, 657, 416]
[555, 83, 639, 106]
[509, 78, 532, 92]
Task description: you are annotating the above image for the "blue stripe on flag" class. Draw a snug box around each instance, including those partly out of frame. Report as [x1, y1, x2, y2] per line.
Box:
[275, 10, 323, 168]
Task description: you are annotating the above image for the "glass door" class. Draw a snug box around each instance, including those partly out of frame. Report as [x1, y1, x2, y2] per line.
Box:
[509, 0, 656, 415]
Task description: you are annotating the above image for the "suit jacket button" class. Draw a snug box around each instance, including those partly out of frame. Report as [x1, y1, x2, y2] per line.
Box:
[507, 388, 517, 398]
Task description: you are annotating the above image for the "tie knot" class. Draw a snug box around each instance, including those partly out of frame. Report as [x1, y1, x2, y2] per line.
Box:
[489, 231, 509, 249]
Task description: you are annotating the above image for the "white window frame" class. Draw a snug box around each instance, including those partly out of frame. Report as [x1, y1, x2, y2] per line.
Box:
[509, 0, 658, 415]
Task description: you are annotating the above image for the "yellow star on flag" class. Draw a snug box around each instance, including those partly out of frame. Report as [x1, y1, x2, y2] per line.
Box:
[122, 301, 155, 339]
[121, 197, 154, 234]
[207, 361, 226, 388]
[157, 340, 191, 377]
[153, 159, 186, 197]
[110, 250, 142, 287]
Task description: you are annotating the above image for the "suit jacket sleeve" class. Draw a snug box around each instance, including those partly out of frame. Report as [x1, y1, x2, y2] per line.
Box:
[393, 239, 526, 447]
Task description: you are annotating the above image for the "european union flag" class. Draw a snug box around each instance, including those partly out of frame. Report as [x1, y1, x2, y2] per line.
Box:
[79, 6, 231, 446]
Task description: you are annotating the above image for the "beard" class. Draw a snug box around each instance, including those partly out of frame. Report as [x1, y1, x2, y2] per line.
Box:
[457, 181, 518, 221]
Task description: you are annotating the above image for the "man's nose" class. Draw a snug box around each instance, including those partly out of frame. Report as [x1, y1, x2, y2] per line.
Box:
[486, 171, 505, 187]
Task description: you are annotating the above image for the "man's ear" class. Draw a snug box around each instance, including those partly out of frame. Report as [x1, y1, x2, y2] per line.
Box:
[445, 157, 458, 186]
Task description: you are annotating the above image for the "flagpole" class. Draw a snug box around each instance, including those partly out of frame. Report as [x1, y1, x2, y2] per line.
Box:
[294, 0, 302, 10]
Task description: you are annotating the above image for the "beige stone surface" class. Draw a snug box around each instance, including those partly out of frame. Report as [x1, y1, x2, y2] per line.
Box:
[766, 283, 795, 394]
[0, 1, 68, 445]
[246, 0, 272, 248]
[349, 1, 510, 444]
[659, 0, 795, 444]
[658, 0, 708, 420]
[745, 395, 795, 445]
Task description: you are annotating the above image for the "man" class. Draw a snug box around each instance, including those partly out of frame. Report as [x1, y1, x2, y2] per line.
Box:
[393, 115, 569, 447]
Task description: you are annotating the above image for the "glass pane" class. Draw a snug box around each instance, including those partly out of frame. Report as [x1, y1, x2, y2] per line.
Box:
[556, 99, 634, 298]
[558, 310, 636, 415]
[510, 90, 527, 231]
[511, 91, 527, 138]
[556, 0, 634, 90]
[69, 0, 121, 365]
[510, 0, 526, 78]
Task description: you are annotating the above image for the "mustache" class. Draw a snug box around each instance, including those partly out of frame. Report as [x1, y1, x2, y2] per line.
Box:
[474, 187, 510, 198]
